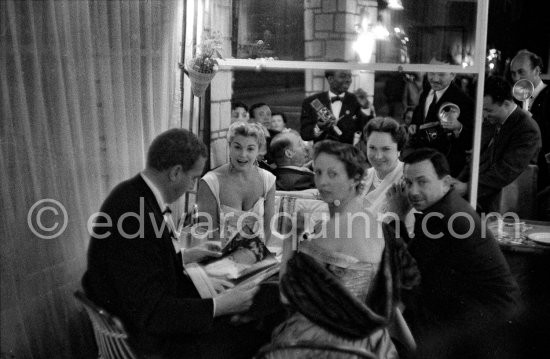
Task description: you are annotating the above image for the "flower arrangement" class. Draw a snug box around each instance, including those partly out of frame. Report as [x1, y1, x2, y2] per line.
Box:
[185, 31, 223, 96]
[189, 31, 223, 73]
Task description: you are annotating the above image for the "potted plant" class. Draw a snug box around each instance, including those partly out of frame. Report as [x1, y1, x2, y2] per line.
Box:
[185, 31, 223, 97]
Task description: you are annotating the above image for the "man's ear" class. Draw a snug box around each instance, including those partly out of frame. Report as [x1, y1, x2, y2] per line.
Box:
[168, 165, 183, 181]
[442, 174, 452, 189]
[284, 148, 294, 159]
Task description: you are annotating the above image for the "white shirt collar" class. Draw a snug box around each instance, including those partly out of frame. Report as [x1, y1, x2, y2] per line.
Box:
[141, 172, 182, 253]
[433, 85, 450, 100]
[140, 172, 167, 212]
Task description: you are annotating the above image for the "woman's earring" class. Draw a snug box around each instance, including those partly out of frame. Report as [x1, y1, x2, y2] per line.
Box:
[229, 156, 235, 171]
[254, 158, 259, 167]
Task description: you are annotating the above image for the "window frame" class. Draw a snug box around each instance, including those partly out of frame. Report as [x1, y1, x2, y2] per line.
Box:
[216, 0, 490, 208]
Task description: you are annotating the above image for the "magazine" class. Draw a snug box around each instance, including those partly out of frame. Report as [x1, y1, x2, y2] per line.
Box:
[185, 232, 281, 298]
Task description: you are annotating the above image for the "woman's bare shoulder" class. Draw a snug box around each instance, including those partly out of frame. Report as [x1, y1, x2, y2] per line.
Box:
[210, 164, 229, 176]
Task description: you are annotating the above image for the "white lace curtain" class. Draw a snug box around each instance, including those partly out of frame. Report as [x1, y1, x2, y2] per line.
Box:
[0, 0, 183, 357]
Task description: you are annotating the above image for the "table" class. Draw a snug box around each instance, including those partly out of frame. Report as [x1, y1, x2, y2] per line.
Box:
[493, 220, 550, 254]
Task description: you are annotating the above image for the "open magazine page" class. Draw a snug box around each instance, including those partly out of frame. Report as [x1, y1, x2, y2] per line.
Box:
[185, 233, 282, 299]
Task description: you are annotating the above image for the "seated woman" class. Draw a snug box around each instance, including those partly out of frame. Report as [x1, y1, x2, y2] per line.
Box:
[270, 140, 419, 359]
[361, 117, 409, 220]
[197, 121, 276, 245]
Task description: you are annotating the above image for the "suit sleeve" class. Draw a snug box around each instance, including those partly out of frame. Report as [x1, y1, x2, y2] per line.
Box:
[108, 241, 214, 336]
[453, 93, 475, 151]
[478, 117, 541, 195]
[410, 96, 425, 126]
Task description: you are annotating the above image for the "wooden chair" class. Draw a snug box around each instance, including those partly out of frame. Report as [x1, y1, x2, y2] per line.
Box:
[254, 341, 378, 359]
[74, 290, 139, 359]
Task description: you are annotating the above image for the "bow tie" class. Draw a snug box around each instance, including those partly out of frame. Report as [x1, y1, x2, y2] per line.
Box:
[331, 94, 344, 103]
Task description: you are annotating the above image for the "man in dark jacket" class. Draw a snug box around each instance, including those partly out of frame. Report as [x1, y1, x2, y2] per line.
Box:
[455, 76, 541, 212]
[270, 130, 315, 191]
[510, 49, 550, 192]
[407, 57, 475, 177]
[300, 68, 374, 144]
[83, 129, 268, 358]
[387, 148, 521, 359]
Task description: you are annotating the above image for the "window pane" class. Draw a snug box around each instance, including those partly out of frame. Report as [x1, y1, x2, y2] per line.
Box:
[231, 0, 479, 66]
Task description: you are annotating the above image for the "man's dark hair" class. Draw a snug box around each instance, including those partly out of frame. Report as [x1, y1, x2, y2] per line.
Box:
[271, 112, 288, 124]
[484, 75, 513, 105]
[514, 49, 544, 72]
[269, 130, 300, 163]
[402, 148, 450, 178]
[249, 103, 268, 119]
[147, 129, 207, 172]
[324, 59, 347, 79]
[363, 116, 408, 151]
[231, 101, 248, 112]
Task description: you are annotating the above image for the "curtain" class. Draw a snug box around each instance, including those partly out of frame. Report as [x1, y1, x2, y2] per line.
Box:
[0, 0, 183, 357]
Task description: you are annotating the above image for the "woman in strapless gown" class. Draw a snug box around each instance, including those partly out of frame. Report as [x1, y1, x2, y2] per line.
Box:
[197, 121, 276, 244]
[269, 140, 419, 359]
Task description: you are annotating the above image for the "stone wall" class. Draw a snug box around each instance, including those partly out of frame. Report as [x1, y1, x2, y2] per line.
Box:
[304, 0, 376, 102]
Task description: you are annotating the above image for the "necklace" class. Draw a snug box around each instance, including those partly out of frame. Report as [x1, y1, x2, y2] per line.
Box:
[373, 170, 383, 188]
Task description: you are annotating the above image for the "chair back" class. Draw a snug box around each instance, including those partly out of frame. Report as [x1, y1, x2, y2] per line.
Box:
[74, 290, 139, 359]
[494, 164, 538, 218]
[254, 341, 378, 359]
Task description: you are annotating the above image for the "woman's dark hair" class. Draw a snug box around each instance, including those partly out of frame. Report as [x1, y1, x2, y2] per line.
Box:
[313, 140, 368, 186]
[147, 129, 207, 171]
[271, 112, 287, 124]
[402, 148, 450, 178]
[363, 116, 408, 151]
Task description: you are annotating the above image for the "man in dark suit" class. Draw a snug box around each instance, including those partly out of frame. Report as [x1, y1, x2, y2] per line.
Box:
[270, 130, 314, 191]
[510, 49, 550, 193]
[83, 129, 268, 359]
[407, 58, 475, 177]
[387, 148, 521, 359]
[454, 76, 541, 213]
[300, 69, 374, 144]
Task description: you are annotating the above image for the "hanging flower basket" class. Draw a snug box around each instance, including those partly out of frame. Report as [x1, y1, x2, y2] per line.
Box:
[185, 31, 223, 97]
[186, 60, 218, 97]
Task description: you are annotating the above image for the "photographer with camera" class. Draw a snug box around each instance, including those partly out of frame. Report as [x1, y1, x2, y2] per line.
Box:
[406, 56, 474, 177]
[300, 68, 375, 145]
